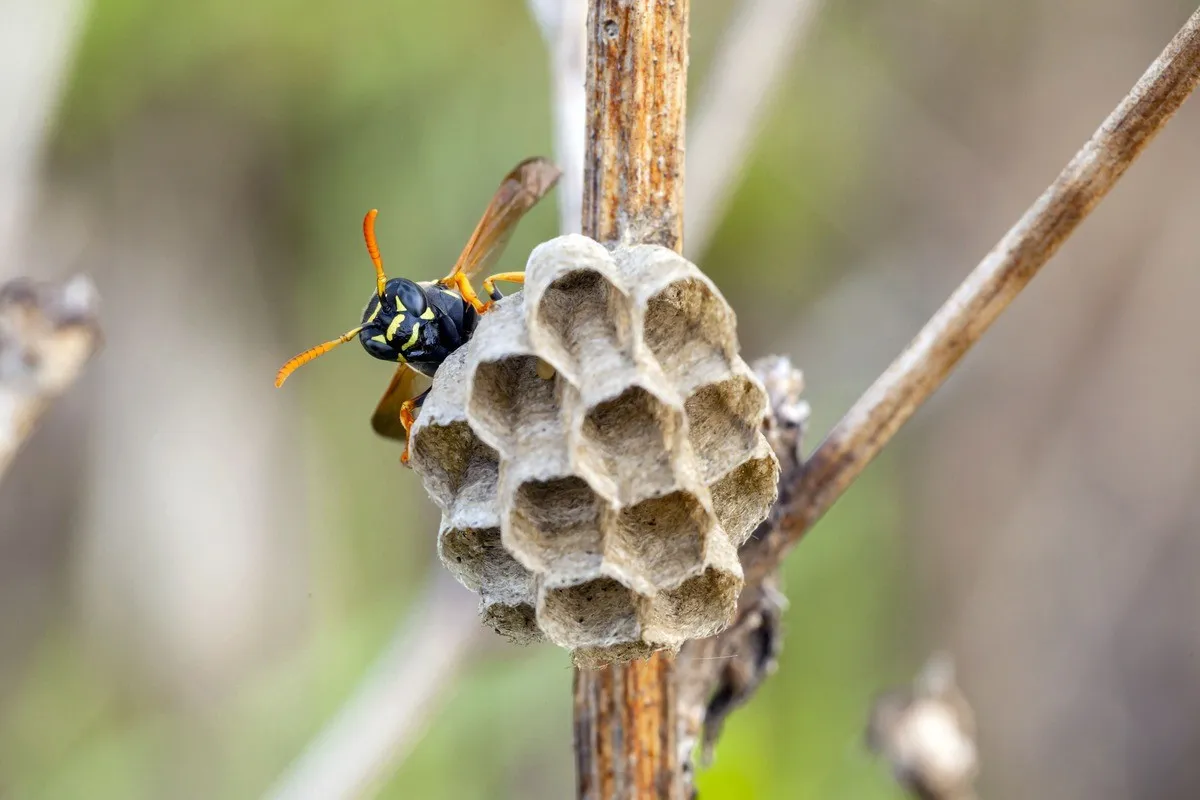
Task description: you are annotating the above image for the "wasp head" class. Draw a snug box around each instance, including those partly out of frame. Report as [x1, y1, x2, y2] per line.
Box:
[357, 277, 431, 362]
[273, 209, 433, 388]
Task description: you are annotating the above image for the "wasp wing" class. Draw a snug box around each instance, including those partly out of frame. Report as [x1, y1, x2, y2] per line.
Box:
[441, 157, 561, 284]
[370, 363, 428, 442]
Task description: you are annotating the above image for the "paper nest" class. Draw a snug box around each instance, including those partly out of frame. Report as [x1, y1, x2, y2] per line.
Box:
[409, 234, 780, 667]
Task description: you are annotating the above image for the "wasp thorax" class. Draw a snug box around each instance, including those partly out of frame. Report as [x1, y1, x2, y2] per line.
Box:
[358, 278, 430, 363]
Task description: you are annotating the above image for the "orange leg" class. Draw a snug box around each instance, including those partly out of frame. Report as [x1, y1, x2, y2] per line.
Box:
[440, 270, 527, 315]
[443, 272, 490, 315]
[398, 393, 426, 466]
[482, 271, 525, 302]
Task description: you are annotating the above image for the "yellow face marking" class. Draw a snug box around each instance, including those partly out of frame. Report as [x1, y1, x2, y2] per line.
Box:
[402, 322, 420, 351]
[370, 334, 387, 343]
[395, 297, 406, 313]
[420, 305, 435, 320]
[386, 314, 404, 341]
[366, 303, 381, 325]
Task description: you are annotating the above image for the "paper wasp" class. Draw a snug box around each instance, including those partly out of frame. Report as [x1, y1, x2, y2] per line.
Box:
[275, 157, 561, 465]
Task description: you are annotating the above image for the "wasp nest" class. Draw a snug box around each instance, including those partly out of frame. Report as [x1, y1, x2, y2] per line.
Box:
[409, 235, 779, 667]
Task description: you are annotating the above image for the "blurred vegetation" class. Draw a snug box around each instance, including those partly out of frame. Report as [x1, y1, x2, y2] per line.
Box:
[1, 0, 917, 797]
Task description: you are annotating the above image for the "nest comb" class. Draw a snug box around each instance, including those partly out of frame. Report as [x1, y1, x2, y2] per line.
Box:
[409, 235, 779, 667]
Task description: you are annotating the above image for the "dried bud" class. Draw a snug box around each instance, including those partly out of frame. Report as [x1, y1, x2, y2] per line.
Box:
[867, 653, 980, 800]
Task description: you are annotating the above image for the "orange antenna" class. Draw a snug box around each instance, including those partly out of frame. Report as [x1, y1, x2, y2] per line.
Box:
[275, 326, 364, 388]
[363, 209, 387, 297]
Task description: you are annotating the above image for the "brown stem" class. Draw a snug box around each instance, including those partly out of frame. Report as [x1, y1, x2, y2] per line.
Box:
[580, 0, 687, 251]
[772, 4, 1200, 563]
[574, 1, 689, 798]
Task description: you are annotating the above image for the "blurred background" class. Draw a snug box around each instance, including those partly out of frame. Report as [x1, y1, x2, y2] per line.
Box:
[2, 0, 1199, 797]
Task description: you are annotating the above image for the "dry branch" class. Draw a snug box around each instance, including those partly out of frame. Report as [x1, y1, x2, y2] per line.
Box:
[573, 1, 689, 799]
[580, 0, 688, 251]
[774, 5, 1200, 557]
[0, 276, 100, 482]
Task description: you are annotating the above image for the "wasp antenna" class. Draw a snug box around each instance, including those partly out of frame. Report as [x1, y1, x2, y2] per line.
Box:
[363, 209, 387, 298]
[275, 326, 364, 388]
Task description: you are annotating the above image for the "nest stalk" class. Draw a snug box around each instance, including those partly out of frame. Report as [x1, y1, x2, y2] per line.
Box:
[573, 1, 690, 798]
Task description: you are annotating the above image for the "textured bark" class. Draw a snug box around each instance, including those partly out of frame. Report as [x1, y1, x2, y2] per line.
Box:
[575, 656, 680, 799]
[580, 0, 688, 251]
[574, 1, 689, 798]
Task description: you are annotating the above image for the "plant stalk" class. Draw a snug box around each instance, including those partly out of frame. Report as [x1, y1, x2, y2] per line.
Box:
[574, 1, 689, 798]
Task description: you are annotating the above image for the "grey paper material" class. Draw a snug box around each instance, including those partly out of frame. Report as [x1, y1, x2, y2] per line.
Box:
[409, 235, 780, 666]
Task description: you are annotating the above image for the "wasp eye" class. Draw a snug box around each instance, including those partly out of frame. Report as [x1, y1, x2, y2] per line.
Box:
[385, 278, 429, 317]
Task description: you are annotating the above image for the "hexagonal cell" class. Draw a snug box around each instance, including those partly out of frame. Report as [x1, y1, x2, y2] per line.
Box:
[444, 454, 500, 532]
[531, 269, 634, 387]
[507, 476, 608, 580]
[608, 491, 709, 589]
[685, 374, 767, 483]
[707, 441, 779, 547]
[640, 561, 741, 645]
[467, 353, 560, 454]
[642, 277, 734, 393]
[537, 576, 642, 649]
[410, 421, 498, 512]
[438, 526, 529, 595]
[481, 600, 540, 645]
[577, 385, 685, 505]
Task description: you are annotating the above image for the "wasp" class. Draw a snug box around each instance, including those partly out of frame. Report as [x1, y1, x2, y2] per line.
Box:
[275, 157, 561, 465]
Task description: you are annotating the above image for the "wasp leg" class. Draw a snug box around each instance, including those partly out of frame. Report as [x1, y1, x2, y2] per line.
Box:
[482, 271, 526, 302]
[398, 388, 431, 466]
[439, 272, 491, 315]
